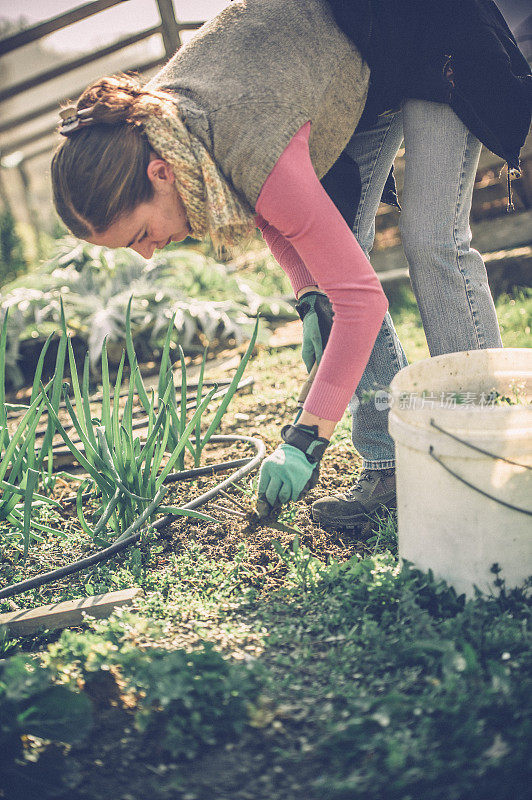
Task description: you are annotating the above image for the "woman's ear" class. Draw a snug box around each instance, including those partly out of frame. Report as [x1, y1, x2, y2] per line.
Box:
[146, 158, 175, 188]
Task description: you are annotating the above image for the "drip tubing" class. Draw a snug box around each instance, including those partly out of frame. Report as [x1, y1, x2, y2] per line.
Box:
[18, 376, 254, 451]
[0, 434, 265, 600]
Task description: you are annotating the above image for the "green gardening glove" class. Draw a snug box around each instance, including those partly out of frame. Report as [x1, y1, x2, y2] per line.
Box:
[257, 424, 329, 509]
[295, 291, 334, 373]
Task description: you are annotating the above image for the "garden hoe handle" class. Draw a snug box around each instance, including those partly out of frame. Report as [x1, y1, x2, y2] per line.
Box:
[255, 360, 320, 520]
[295, 360, 319, 418]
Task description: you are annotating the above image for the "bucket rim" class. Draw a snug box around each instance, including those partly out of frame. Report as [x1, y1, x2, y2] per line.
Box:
[389, 348, 532, 410]
[388, 407, 532, 459]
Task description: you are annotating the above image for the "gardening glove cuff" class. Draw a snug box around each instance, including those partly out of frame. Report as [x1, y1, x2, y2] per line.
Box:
[295, 291, 334, 374]
[280, 423, 329, 463]
[258, 425, 329, 508]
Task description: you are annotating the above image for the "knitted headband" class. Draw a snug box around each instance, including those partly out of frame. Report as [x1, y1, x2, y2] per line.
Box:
[59, 100, 256, 251]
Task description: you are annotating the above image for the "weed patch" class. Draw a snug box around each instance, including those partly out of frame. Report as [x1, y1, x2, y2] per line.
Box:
[249, 558, 531, 800]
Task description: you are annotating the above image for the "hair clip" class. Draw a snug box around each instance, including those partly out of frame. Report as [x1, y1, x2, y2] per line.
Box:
[58, 105, 95, 135]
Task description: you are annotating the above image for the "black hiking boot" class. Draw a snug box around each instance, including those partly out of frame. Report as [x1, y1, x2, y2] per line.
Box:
[311, 468, 396, 529]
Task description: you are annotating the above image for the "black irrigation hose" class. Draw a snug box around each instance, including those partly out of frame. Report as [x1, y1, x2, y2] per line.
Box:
[165, 457, 250, 482]
[20, 376, 254, 449]
[5, 379, 233, 422]
[61, 455, 251, 506]
[60, 378, 232, 408]
[0, 435, 265, 600]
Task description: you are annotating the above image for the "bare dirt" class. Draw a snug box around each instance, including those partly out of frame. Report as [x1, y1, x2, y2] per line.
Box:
[3, 347, 390, 800]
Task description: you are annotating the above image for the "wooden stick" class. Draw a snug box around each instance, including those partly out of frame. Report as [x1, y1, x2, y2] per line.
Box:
[0, 588, 143, 637]
[209, 504, 247, 519]
[297, 360, 319, 408]
[218, 487, 249, 512]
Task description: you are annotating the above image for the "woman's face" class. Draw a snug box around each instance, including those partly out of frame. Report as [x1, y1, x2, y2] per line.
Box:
[89, 158, 191, 258]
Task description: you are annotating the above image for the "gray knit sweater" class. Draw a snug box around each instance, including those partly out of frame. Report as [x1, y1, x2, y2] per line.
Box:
[147, 0, 369, 209]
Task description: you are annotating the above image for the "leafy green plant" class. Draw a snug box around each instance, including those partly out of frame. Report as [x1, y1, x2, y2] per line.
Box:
[311, 567, 531, 800]
[1, 290, 260, 553]
[485, 380, 529, 406]
[0, 611, 258, 796]
[126, 297, 261, 472]
[251, 553, 530, 800]
[273, 535, 331, 592]
[0, 304, 70, 556]
[0, 208, 25, 287]
[0, 651, 92, 800]
[40, 300, 259, 542]
[129, 643, 259, 759]
[43, 611, 261, 760]
[40, 311, 218, 543]
[0, 239, 294, 387]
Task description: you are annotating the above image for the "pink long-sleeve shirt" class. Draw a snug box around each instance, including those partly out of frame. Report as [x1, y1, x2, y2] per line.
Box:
[254, 121, 388, 422]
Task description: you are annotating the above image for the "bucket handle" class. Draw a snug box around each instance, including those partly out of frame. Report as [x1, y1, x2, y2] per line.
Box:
[428, 419, 532, 517]
[429, 419, 532, 470]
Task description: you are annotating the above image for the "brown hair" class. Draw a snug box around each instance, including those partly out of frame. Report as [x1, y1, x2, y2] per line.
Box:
[51, 74, 176, 238]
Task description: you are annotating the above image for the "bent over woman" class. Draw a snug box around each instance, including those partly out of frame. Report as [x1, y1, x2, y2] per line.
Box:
[51, 0, 531, 519]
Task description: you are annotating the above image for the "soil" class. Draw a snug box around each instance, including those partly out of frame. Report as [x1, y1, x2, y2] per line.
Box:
[56, 429, 380, 800]
[2, 348, 387, 800]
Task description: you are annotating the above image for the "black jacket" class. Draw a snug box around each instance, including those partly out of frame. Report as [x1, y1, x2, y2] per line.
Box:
[326, 0, 532, 169]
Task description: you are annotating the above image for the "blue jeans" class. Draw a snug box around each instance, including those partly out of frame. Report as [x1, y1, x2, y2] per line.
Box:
[345, 99, 503, 469]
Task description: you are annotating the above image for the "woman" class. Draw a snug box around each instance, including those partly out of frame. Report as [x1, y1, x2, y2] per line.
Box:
[306, 0, 532, 528]
[51, 0, 531, 519]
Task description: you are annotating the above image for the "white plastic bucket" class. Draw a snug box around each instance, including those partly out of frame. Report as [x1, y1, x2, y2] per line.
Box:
[388, 348, 532, 598]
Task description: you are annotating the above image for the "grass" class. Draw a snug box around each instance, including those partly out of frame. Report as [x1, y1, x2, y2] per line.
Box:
[388, 285, 532, 361]
[258, 559, 531, 800]
[0, 284, 530, 800]
[3, 545, 529, 800]
[496, 288, 532, 348]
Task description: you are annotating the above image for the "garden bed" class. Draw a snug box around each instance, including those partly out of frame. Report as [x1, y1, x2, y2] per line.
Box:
[1, 291, 531, 800]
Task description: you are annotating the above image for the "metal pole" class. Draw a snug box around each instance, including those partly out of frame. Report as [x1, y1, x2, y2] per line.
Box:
[0, 0, 130, 56]
[17, 162, 42, 259]
[156, 0, 182, 57]
[0, 26, 163, 104]
[0, 169, 13, 216]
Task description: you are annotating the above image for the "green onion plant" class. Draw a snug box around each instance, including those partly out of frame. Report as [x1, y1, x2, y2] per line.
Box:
[0, 307, 68, 556]
[1, 295, 260, 554]
[125, 298, 260, 469]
